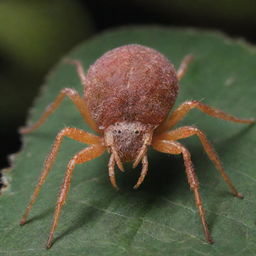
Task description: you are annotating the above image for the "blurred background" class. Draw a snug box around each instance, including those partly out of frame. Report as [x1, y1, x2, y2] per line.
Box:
[1, 0, 256, 187]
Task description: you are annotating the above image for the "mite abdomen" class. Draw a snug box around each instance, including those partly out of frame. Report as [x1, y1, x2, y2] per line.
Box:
[84, 44, 179, 130]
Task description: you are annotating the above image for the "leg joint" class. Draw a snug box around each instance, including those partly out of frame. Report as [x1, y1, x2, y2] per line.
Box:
[61, 88, 77, 96]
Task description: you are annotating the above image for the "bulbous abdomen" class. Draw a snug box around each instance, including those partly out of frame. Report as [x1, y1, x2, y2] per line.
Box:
[84, 44, 179, 130]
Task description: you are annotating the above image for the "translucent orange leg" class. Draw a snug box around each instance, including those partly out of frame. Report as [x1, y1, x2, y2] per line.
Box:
[20, 88, 100, 134]
[46, 144, 105, 248]
[65, 59, 87, 85]
[156, 100, 254, 134]
[152, 139, 213, 244]
[20, 127, 103, 226]
[155, 126, 243, 198]
[133, 155, 149, 189]
[177, 55, 194, 81]
[108, 153, 119, 190]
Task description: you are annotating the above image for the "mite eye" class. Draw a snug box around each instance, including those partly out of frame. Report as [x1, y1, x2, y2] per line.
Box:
[118, 130, 121, 134]
[135, 130, 139, 134]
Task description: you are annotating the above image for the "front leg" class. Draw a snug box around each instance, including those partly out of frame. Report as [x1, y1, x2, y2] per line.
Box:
[20, 127, 102, 226]
[152, 139, 213, 244]
[156, 100, 254, 134]
[47, 144, 105, 249]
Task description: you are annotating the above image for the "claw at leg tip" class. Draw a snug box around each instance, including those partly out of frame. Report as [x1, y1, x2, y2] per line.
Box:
[133, 183, 141, 190]
[208, 238, 214, 245]
[237, 192, 244, 199]
[20, 217, 26, 226]
[19, 127, 28, 134]
[111, 181, 119, 191]
[46, 242, 52, 250]
[46, 236, 54, 249]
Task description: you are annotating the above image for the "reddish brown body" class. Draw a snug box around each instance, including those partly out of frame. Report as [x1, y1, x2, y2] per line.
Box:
[19, 44, 254, 248]
[85, 45, 178, 129]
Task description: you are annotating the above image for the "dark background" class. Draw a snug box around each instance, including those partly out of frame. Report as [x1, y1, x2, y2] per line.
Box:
[1, 0, 256, 186]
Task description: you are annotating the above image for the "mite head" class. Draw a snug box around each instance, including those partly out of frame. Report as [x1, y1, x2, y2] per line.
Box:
[104, 121, 154, 166]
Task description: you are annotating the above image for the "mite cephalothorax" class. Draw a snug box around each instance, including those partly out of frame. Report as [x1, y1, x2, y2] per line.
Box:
[104, 121, 154, 189]
[104, 121, 154, 162]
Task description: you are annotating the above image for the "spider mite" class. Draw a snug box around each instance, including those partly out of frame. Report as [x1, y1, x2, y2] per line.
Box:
[19, 44, 254, 248]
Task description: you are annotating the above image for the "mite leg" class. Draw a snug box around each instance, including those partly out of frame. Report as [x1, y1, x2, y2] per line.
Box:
[111, 147, 124, 172]
[47, 144, 105, 249]
[156, 100, 254, 134]
[108, 153, 119, 190]
[133, 144, 147, 169]
[177, 55, 194, 81]
[152, 139, 213, 244]
[133, 132, 152, 168]
[65, 59, 86, 85]
[155, 126, 243, 198]
[20, 88, 100, 134]
[133, 155, 149, 189]
[20, 127, 103, 226]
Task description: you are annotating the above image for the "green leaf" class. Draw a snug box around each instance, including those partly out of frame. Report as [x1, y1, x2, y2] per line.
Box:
[1, 26, 256, 256]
